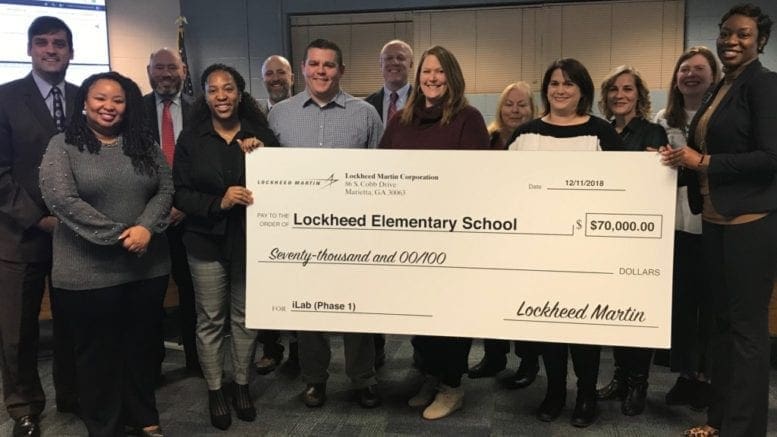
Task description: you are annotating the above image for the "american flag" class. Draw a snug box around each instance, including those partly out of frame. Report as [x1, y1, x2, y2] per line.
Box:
[176, 16, 194, 97]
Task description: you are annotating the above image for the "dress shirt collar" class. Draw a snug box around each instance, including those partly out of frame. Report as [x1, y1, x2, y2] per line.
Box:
[383, 83, 410, 99]
[31, 70, 66, 100]
[154, 92, 182, 107]
[300, 89, 346, 109]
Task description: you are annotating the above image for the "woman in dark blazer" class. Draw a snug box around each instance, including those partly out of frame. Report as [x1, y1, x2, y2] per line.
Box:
[173, 64, 279, 431]
[661, 4, 777, 436]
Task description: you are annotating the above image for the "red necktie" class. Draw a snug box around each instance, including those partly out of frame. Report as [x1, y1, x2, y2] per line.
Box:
[387, 91, 398, 122]
[161, 99, 175, 166]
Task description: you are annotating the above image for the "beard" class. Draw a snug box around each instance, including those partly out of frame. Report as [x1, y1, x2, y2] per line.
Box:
[267, 82, 291, 103]
[151, 77, 182, 98]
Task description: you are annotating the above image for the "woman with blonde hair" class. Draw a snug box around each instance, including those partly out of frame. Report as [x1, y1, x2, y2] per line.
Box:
[595, 65, 668, 416]
[486, 81, 536, 148]
[469, 81, 541, 390]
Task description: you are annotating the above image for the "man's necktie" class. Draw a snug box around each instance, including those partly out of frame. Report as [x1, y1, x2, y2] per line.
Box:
[51, 86, 66, 132]
[387, 91, 399, 122]
[161, 99, 175, 166]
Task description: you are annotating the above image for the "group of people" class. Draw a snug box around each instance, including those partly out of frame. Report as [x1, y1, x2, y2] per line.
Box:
[0, 3, 775, 436]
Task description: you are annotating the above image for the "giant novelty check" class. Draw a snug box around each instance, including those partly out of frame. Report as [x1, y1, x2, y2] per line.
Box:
[245, 149, 676, 348]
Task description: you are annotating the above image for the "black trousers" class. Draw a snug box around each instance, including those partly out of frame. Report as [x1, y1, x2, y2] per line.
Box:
[164, 225, 198, 369]
[666, 231, 711, 374]
[542, 342, 600, 401]
[482, 339, 541, 362]
[412, 335, 472, 387]
[703, 214, 777, 436]
[0, 260, 47, 418]
[59, 276, 167, 437]
[611, 347, 653, 377]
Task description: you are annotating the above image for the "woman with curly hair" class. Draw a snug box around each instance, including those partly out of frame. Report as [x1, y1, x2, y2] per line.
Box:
[173, 63, 279, 430]
[39, 71, 172, 436]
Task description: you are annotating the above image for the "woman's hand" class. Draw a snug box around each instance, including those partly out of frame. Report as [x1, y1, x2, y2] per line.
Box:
[237, 137, 264, 153]
[658, 145, 706, 171]
[119, 225, 152, 254]
[220, 186, 253, 210]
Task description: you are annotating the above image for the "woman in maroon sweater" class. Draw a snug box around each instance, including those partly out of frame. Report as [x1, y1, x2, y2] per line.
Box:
[378, 45, 490, 420]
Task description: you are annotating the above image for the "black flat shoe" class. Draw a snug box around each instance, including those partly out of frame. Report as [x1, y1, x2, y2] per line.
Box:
[255, 355, 281, 375]
[597, 376, 627, 400]
[208, 388, 232, 430]
[302, 383, 327, 407]
[571, 396, 597, 428]
[467, 356, 507, 379]
[356, 384, 382, 408]
[13, 415, 40, 437]
[536, 396, 565, 422]
[126, 426, 165, 437]
[665, 376, 695, 406]
[233, 383, 257, 421]
[501, 363, 538, 389]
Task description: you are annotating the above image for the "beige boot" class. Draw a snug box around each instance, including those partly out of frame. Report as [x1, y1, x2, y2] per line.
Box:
[408, 376, 438, 408]
[422, 384, 464, 420]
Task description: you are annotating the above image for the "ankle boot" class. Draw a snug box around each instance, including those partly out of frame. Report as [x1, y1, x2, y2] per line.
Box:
[622, 374, 648, 416]
[597, 366, 627, 400]
[208, 388, 232, 430]
[232, 383, 257, 421]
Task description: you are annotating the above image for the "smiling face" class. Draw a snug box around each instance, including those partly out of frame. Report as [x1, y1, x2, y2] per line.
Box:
[302, 48, 343, 105]
[380, 43, 412, 91]
[28, 29, 73, 84]
[419, 54, 447, 107]
[500, 87, 533, 130]
[148, 49, 186, 98]
[717, 14, 762, 71]
[84, 78, 126, 141]
[676, 53, 715, 100]
[205, 70, 240, 121]
[607, 72, 638, 120]
[546, 68, 581, 116]
[262, 56, 293, 104]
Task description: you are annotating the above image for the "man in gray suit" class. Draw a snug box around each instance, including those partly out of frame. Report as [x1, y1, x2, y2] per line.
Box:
[258, 55, 294, 115]
[143, 47, 200, 378]
[0, 16, 78, 437]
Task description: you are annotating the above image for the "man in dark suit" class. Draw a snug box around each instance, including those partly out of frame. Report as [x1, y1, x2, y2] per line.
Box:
[0, 16, 78, 437]
[364, 39, 414, 125]
[143, 47, 200, 377]
[363, 39, 414, 367]
[257, 55, 294, 116]
[254, 54, 300, 376]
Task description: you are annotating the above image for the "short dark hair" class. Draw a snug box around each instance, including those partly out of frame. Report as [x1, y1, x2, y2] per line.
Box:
[28, 16, 73, 50]
[303, 38, 343, 67]
[719, 3, 773, 53]
[540, 58, 594, 116]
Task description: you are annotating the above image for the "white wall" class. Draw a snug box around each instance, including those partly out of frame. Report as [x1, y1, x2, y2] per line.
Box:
[106, 0, 181, 94]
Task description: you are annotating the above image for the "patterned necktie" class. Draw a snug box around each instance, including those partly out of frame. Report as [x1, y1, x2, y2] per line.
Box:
[387, 91, 399, 122]
[51, 86, 66, 132]
[161, 99, 175, 166]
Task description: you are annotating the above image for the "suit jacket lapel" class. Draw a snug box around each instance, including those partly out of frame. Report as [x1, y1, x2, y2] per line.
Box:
[21, 75, 57, 133]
